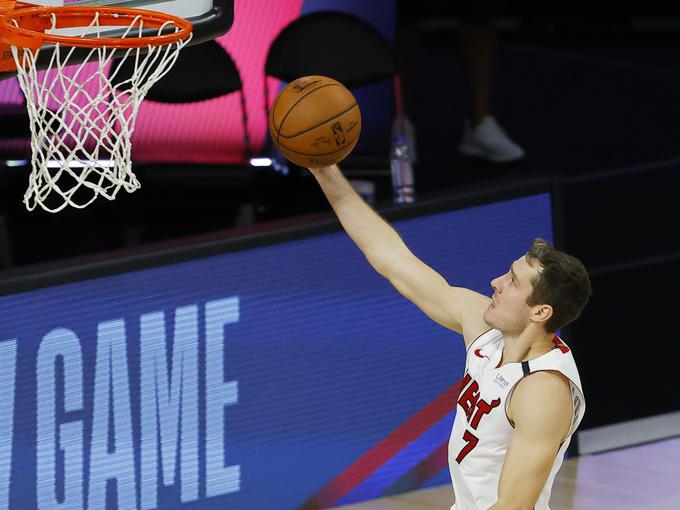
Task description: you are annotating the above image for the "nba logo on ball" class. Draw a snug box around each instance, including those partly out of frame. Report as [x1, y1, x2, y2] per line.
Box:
[268, 75, 362, 169]
[331, 122, 346, 145]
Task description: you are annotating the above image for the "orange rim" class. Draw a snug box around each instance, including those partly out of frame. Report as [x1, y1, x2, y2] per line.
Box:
[0, 5, 193, 49]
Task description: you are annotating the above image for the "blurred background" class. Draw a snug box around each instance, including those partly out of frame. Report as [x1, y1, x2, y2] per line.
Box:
[0, 1, 678, 509]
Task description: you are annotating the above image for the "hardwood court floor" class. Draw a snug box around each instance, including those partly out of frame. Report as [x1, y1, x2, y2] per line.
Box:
[327, 437, 680, 510]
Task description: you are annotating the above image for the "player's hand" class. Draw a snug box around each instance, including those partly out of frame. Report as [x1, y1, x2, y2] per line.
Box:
[306, 164, 338, 175]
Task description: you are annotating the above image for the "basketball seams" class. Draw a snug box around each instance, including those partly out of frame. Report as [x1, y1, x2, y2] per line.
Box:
[276, 83, 342, 137]
[278, 103, 358, 139]
[269, 76, 361, 167]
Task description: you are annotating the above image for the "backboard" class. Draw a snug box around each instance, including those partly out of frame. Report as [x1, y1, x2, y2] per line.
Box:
[59, 0, 232, 44]
[0, 0, 233, 80]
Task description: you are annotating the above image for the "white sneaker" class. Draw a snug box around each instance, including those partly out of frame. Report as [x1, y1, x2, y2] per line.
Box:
[459, 115, 525, 162]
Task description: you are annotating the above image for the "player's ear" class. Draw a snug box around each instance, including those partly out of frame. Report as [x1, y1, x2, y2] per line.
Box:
[530, 303, 553, 326]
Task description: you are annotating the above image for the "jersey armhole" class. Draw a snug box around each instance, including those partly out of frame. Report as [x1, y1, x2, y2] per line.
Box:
[504, 384, 519, 429]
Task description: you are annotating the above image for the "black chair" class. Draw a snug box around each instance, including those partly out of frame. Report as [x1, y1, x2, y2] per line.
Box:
[110, 41, 259, 233]
[0, 104, 29, 140]
[113, 39, 250, 162]
[264, 11, 398, 176]
[0, 102, 31, 162]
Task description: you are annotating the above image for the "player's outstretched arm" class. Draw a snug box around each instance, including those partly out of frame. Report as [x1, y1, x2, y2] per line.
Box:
[489, 372, 573, 510]
[309, 164, 490, 345]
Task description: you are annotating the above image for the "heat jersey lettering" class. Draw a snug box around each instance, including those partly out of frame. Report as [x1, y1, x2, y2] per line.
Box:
[455, 373, 501, 463]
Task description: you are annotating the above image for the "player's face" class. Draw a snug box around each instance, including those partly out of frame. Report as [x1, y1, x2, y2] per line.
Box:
[483, 255, 541, 334]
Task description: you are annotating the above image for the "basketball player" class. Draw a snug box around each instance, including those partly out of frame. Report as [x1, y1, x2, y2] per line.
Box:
[307, 164, 591, 510]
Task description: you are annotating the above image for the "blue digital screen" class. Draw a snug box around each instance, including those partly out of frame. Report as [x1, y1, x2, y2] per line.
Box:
[0, 193, 552, 510]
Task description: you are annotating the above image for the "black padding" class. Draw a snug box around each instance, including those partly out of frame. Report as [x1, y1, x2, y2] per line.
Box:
[0, 104, 29, 138]
[112, 40, 242, 103]
[265, 11, 396, 87]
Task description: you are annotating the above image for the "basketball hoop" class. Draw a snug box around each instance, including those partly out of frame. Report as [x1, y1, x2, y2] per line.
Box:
[0, 1, 193, 212]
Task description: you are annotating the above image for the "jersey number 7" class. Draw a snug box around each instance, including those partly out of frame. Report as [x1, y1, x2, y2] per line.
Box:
[455, 430, 479, 463]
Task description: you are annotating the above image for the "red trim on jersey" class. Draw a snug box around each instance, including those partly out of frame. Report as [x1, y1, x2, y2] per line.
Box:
[552, 336, 570, 354]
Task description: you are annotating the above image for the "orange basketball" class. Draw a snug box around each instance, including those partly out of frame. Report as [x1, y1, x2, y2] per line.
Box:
[268, 75, 362, 169]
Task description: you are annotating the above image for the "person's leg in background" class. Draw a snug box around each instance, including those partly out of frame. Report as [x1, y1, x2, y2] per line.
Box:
[460, 19, 495, 127]
[458, 4, 526, 162]
[394, 1, 525, 165]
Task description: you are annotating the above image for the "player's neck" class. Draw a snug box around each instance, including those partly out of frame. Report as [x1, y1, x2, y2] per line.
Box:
[500, 327, 554, 365]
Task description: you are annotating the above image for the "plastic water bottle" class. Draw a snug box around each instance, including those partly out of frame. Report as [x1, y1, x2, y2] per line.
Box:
[390, 134, 415, 203]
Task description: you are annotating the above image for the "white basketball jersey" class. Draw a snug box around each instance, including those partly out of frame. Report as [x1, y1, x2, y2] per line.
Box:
[448, 329, 585, 510]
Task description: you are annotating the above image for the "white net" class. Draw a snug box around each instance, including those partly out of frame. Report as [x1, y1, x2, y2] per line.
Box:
[9, 10, 192, 212]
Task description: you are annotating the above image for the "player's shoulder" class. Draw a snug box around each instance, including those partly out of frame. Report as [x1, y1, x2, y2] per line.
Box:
[512, 370, 572, 409]
[522, 369, 571, 389]
[509, 370, 573, 432]
[529, 337, 582, 381]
